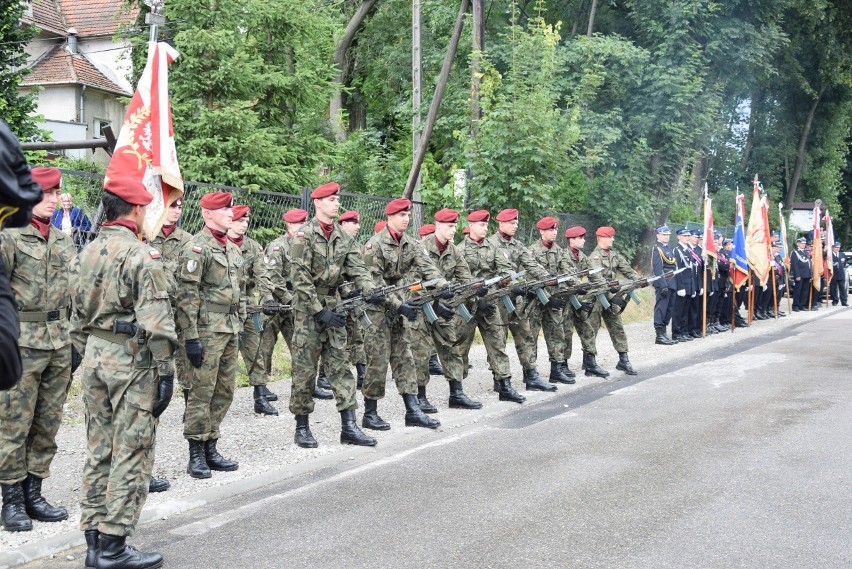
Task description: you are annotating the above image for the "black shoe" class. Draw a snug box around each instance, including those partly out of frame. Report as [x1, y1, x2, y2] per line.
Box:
[655, 327, 677, 345]
[204, 440, 238, 472]
[615, 352, 638, 375]
[258, 384, 278, 401]
[362, 398, 391, 431]
[186, 441, 211, 479]
[355, 363, 366, 390]
[675, 334, 693, 342]
[428, 354, 444, 375]
[340, 409, 377, 446]
[560, 361, 577, 378]
[448, 380, 483, 409]
[294, 415, 318, 448]
[548, 361, 575, 384]
[523, 367, 557, 391]
[316, 365, 332, 390]
[582, 352, 610, 378]
[497, 377, 525, 403]
[402, 394, 440, 429]
[690, 330, 703, 338]
[21, 474, 67, 522]
[254, 385, 279, 415]
[84, 529, 99, 569]
[148, 477, 170, 493]
[313, 386, 334, 400]
[97, 533, 163, 569]
[417, 385, 438, 413]
[1, 483, 32, 532]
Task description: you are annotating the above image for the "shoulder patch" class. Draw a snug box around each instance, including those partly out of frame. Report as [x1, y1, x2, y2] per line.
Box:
[192, 245, 202, 253]
[149, 248, 162, 259]
[365, 243, 373, 250]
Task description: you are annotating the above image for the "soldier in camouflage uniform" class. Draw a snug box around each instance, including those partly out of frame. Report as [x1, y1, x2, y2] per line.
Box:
[360, 198, 449, 430]
[175, 191, 245, 479]
[562, 226, 611, 378]
[588, 226, 641, 376]
[458, 210, 526, 403]
[72, 178, 177, 568]
[338, 210, 367, 388]
[0, 168, 75, 532]
[408, 222, 441, 411]
[226, 205, 278, 416]
[288, 182, 377, 448]
[416, 223, 445, 377]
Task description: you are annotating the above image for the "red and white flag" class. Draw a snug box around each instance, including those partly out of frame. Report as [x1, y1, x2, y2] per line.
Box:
[105, 41, 182, 241]
[812, 205, 824, 291]
[702, 192, 718, 259]
[824, 210, 835, 282]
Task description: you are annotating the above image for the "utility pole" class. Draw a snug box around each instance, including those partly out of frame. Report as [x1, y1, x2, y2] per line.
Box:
[145, 0, 166, 42]
[412, 0, 422, 198]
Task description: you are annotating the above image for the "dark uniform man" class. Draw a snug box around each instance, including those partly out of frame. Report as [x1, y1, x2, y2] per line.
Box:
[72, 177, 177, 569]
[716, 238, 734, 328]
[790, 237, 811, 311]
[688, 230, 705, 335]
[830, 243, 847, 306]
[338, 210, 368, 387]
[175, 191, 244, 479]
[769, 241, 787, 317]
[0, 167, 76, 532]
[288, 182, 377, 448]
[672, 228, 697, 342]
[704, 231, 722, 333]
[651, 225, 677, 345]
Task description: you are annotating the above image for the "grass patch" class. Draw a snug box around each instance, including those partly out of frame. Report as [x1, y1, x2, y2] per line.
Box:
[236, 341, 293, 388]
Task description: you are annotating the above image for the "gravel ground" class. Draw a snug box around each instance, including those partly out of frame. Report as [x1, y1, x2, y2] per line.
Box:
[0, 302, 835, 552]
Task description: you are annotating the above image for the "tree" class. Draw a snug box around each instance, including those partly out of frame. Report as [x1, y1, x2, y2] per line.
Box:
[0, 2, 39, 140]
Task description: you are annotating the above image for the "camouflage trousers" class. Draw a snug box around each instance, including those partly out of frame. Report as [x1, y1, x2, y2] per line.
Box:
[361, 308, 417, 400]
[0, 346, 71, 485]
[184, 332, 238, 442]
[458, 302, 511, 379]
[79, 338, 157, 537]
[289, 310, 356, 416]
[174, 340, 190, 392]
[260, 312, 294, 382]
[346, 314, 366, 366]
[526, 302, 567, 363]
[409, 315, 464, 389]
[564, 307, 598, 356]
[239, 317, 267, 387]
[499, 300, 537, 370]
[588, 303, 629, 353]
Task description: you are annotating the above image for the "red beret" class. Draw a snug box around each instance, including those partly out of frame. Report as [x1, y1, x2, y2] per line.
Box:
[385, 198, 412, 216]
[496, 208, 518, 222]
[310, 182, 340, 199]
[283, 208, 308, 224]
[31, 167, 62, 191]
[596, 226, 615, 237]
[199, 191, 233, 209]
[338, 210, 360, 223]
[232, 205, 250, 220]
[103, 177, 153, 206]
[373, 220, 387, 234]
[467, 210, 490, 223]
[434, 208, 459, 223]
[536, 216, 558, 231]
[565, 226, 586, 239]
[418, 224, 436, 237]
[462, 227, 470, 235]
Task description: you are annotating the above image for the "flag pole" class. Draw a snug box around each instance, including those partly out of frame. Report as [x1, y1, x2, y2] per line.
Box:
[730, 281, 736, 332]
[145, 1, 165, 42]
[702, 185, 708, 337]
[771, 266, 778, 318]
[780, 202, 792, 314]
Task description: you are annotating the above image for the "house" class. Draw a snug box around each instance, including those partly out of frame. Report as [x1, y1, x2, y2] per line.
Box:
[18, 0, 139, 163]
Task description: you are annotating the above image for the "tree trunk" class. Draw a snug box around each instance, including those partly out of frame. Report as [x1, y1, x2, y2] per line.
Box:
[470, 0, 484, 139]
[690, 155, 709, 216]
[740, 88, 763, 171]
[586, 0, 598, 37]
[784, 84, 826, 208]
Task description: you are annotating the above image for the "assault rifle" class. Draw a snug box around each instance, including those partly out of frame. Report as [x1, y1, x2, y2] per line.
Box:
[246, 303, 292, 314]
[521, 267, 604, 305]
[463, 270, 528, 321]
[413, 272, 519, 324]
[333, 279, 440, 328]
[444, 271, 526, 322]
[608, 268, 685, 314]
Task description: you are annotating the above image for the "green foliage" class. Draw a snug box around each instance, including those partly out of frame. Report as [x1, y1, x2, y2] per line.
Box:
[0, 3, 39, 140]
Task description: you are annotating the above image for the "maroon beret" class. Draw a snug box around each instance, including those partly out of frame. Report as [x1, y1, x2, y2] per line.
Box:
[31, 167, 62, 191]
[283, 208, 308, 223]
[310, 182, 340, 199]
[596, 226, 615, 238]
[467, 210, 490, 223]
[199, 191, 233, 210]
[536, 216, 558, 231]
[374, 220, 387, 234]
[385, 198, 412, 216]
[338, 210, 360, 223]
[418, 224, 436, 237]
[232, 205, 250, 220]
[434, 208, 459, 223]
[565, 226, 587, 239]
[496, 208, 518, 222]
[104, 177, 153, 206]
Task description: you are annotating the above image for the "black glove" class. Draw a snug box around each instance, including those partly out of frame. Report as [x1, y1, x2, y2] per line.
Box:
[185, 339, 204, 368]
[579, 301, 594, 316]
[433, 300, 455, 321]
[261, 301, 279, 316]
[610, 295, 628, 312]
[345, 289, 362, 300]
[573, 285, 589, 295]
[477, 300, 497, 317]
[152, 374, 174, 418]
[660, 287, 670, 298]
[315, 308, 347, 329]
[397, 302, 419, 322]
[545, 296, 566, 310]
[71, 345, 83, 373]
[437, 287, 454, 300]
[364, 292, 386, 305]
[525, 288, 539, 299]
[475, 285, 489, 297]
[609, 284, 621, 294]
[511, 286, 527, 299]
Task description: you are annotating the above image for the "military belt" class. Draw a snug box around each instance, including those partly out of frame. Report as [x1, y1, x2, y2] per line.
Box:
[315, 286, 340, 297]
[18, 307, 70, 323]
[208, 302, 239, 314]
[89, 328, 131, 344]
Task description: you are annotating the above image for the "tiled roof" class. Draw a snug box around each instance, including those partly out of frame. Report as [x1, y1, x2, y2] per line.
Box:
[22, 0, 138, 37]
[21, 45, 131, 96]
[23, 0, 67, 35]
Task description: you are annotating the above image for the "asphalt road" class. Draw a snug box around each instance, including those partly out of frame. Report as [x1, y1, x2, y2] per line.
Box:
[21, 309, 852, 569]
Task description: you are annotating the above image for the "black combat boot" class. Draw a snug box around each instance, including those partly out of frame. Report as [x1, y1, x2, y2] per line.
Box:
[258, 384, 278, 401]
[402, 394, 440, 429]
[616, 352, 638, 375]
[549, 361, 575, 384]
[417, 385, 438, 413]
[583, 352, 610, 378]
[253, 385, 279, 415]
[734, 314, 749, 327]
[186, 440, 211, 479]
[560, 361, 577, 379]
[655, 326, 676, 345]
[448, 380, 482, 409]
[492, 376, 501, 393]
[312, 385, 334, 400]
[340, 410, 377, 446]
[147, 477, 170, 493]
[204, 440, 239, 472]
[428, 354, 444, 375]
[355, 363, 366, 390]
[523, 367, 557, 391]
[317, 365, 332, 390]
[1, 483, 32, 532]
[96, 533, 163, 569]
[362, 398, 391, 431]
[21, 473, 67, 522]
[497, 377, 525, 403]
[84, 529, 100, 569]
[294, 415, 318, 448]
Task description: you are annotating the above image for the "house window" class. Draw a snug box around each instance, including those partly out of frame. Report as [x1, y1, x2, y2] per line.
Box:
[93, 118, 111, 139]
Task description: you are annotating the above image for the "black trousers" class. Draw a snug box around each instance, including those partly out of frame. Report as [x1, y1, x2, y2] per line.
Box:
[654, 287, 674, 329]
[830, 277, 848, 305]
[793, 278, 812, 309]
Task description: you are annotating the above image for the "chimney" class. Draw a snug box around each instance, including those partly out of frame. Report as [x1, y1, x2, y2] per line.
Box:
[66, 28, 78, 54]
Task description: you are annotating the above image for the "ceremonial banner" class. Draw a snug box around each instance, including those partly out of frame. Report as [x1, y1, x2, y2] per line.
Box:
[812, 205, 823, 291]
[745, 182, 771, 285]
[731, 194, 749, 288]
[702, 194, 718, 259]
[105, 41, 183, 241]
[778, 204, 790, 267]
[824, 210, 835, 282]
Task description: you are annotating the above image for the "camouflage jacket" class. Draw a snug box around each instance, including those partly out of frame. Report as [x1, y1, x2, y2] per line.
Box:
[564, 247, 607, 291]
[175, 227, 245, 339]
[264, 234, 294, 305]
[150, 226, 193, 294]
[71, 225, 177, 365]
[288, 217, 374, 316]
[589, 245, 640, 282]
[526, 239, 582, 292]
[237, 236, 274, 304]
[458, 235, 514, 279]
[487, 233, 550, 281]
[421, 235, 473, 282]
[0, 223, 77, 350]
